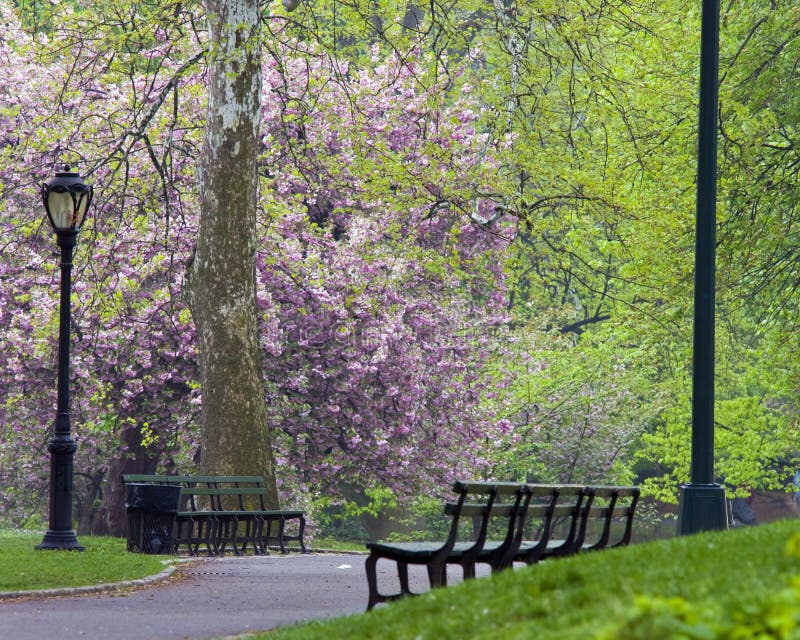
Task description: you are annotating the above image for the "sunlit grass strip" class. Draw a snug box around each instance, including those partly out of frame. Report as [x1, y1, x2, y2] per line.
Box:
[258, 520, 800, 640]
[0, 530, 172, 593]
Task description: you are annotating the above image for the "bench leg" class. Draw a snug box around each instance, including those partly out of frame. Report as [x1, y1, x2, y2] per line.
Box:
[240, 517, 261, 555]
[255, 516, 269, 555]
[365, 553, 382, 611]
[237, 517, 250, 555]
[206, 517, 220, 556]
[296, 515, 308, 553]
[220, 518, 241, 556]
[427, 560, 447, 588]
[277, 517, 288, 554]
[192, 517, 206, 556]
[398, 562, 425, 597]
[257, 517, 269, 555]
[231, 518, 242, 556]
[364, 555, 417, 611]
[174, 518, 190, 555]
[398, 562, 411, 595]
[260, 516, 277, 553]
[215, 519, 227, 556]
[366, 554, 436, 611]
[461, 560, 476, 580]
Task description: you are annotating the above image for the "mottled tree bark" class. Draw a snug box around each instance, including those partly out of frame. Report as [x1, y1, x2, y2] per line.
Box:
[90, 426, 158, 536]
[187, 0, 279, 507]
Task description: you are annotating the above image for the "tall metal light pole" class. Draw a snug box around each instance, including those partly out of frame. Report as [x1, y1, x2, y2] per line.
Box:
[677, 0, 728, 534]
[36, 166, 93, 551]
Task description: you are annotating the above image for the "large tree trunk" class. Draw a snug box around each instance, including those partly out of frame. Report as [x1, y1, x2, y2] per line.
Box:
[187, 0, 279, 507]
[90, 426, 159, 536]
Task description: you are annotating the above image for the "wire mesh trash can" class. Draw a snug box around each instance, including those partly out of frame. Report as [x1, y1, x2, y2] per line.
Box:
[125, 483, 181, 554]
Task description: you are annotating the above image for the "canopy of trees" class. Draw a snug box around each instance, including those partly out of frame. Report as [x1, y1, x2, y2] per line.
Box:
[0, 0, 797, 535]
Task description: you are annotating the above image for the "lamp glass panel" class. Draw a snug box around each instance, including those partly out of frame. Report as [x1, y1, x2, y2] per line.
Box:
[72, 190, 90, 229]
[47, 189, 75, 229]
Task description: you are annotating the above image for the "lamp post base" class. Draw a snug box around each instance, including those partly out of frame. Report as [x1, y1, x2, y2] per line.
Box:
[677, 483, 727, 535]
[36, 530, 84, 551]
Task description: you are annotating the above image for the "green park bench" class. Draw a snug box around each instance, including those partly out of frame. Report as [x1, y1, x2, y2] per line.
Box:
[121, 474, 306, 556]
[364, 481, 640, 610]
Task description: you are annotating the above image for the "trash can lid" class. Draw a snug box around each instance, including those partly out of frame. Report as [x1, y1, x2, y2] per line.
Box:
[125, 483, 181, 513]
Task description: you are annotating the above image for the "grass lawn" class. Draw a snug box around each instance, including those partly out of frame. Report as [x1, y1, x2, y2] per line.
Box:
[309, 537, 365, 553]
[0, 529, 172, 593]
[256, 519, 800, 640]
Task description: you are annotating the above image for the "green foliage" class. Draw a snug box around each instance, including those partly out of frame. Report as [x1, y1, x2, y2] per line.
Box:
[8, 0, 800, 534]
[310, 487, 401, 541]
[596, 596, 716, 640]
[639, 341, 799, 503]
[308, 496, 368, 541]
[310, 488, 451, 543]
[597, 574, 800, 640]
[494, 324, 658, 486]
[598, 531, 800, 640]
[718, 578, 800, 640]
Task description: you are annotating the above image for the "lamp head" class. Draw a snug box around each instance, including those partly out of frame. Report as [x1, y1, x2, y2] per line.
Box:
[41, 166, 93, 233]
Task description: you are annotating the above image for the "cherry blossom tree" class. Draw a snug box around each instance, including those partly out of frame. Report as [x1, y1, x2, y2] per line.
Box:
[0, 2, 519, 533]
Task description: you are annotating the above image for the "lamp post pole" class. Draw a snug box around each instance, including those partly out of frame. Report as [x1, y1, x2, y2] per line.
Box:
[677, 0, 728, 534]
[37, 167, 92, 551]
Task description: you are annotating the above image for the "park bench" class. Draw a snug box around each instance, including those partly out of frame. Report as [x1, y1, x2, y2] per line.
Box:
[471, 483, 562, 569]
[121, 474, 306, 556]
[515, 484, 640, 563]
[197, 476, 307, 555]
[364, 481, 640, 610]
[442, 482, 531, 581]
[453, 483, 588, 568]
[573, 486, 640, 552]
[365, 481, 534, 610]
[524, 484, 591, 561]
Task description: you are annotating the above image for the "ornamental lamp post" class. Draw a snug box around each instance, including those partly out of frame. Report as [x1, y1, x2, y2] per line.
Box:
[677, 0, 728, 534]
[36, 166, 93, 551]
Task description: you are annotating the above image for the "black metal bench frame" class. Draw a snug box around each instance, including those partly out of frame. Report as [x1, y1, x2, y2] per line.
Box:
[364, 481, 640, 610]
[364, 481, 489, 610]
[121, 474, 307, 556]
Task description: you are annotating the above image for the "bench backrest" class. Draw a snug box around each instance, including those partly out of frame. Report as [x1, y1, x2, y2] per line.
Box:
[510, 485, 562, 564]
[578, 486, 640, 550]
[529, 485, 591, 556]
[214, 486, 269, 512]
[456, 482, 524, 531]
[170, 486, 270, 512]
[122, 474, 267, 484]
[430, 482, 481, 558]
[210, 476, 266, 487]
[453, 482, 567, 571]
[457, 483, 526, 563]
[122, 475, 272, 512]
[122, 474, 195, 485]
[122, 474, 233, 488]
[176, 486, 215, 512]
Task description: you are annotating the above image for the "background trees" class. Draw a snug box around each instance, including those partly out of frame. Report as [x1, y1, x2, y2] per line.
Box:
[0, 0, 798, 536]
[0, 0, 517, 534]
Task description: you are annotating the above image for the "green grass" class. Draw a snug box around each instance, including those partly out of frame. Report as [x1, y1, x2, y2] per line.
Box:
[256, 520, 800, 640]
[309, 536, 365, 553]
[0, 530, 172, 593]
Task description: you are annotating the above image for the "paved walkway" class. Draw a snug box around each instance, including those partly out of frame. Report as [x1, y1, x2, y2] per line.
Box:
[0, 553, 483, 640]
